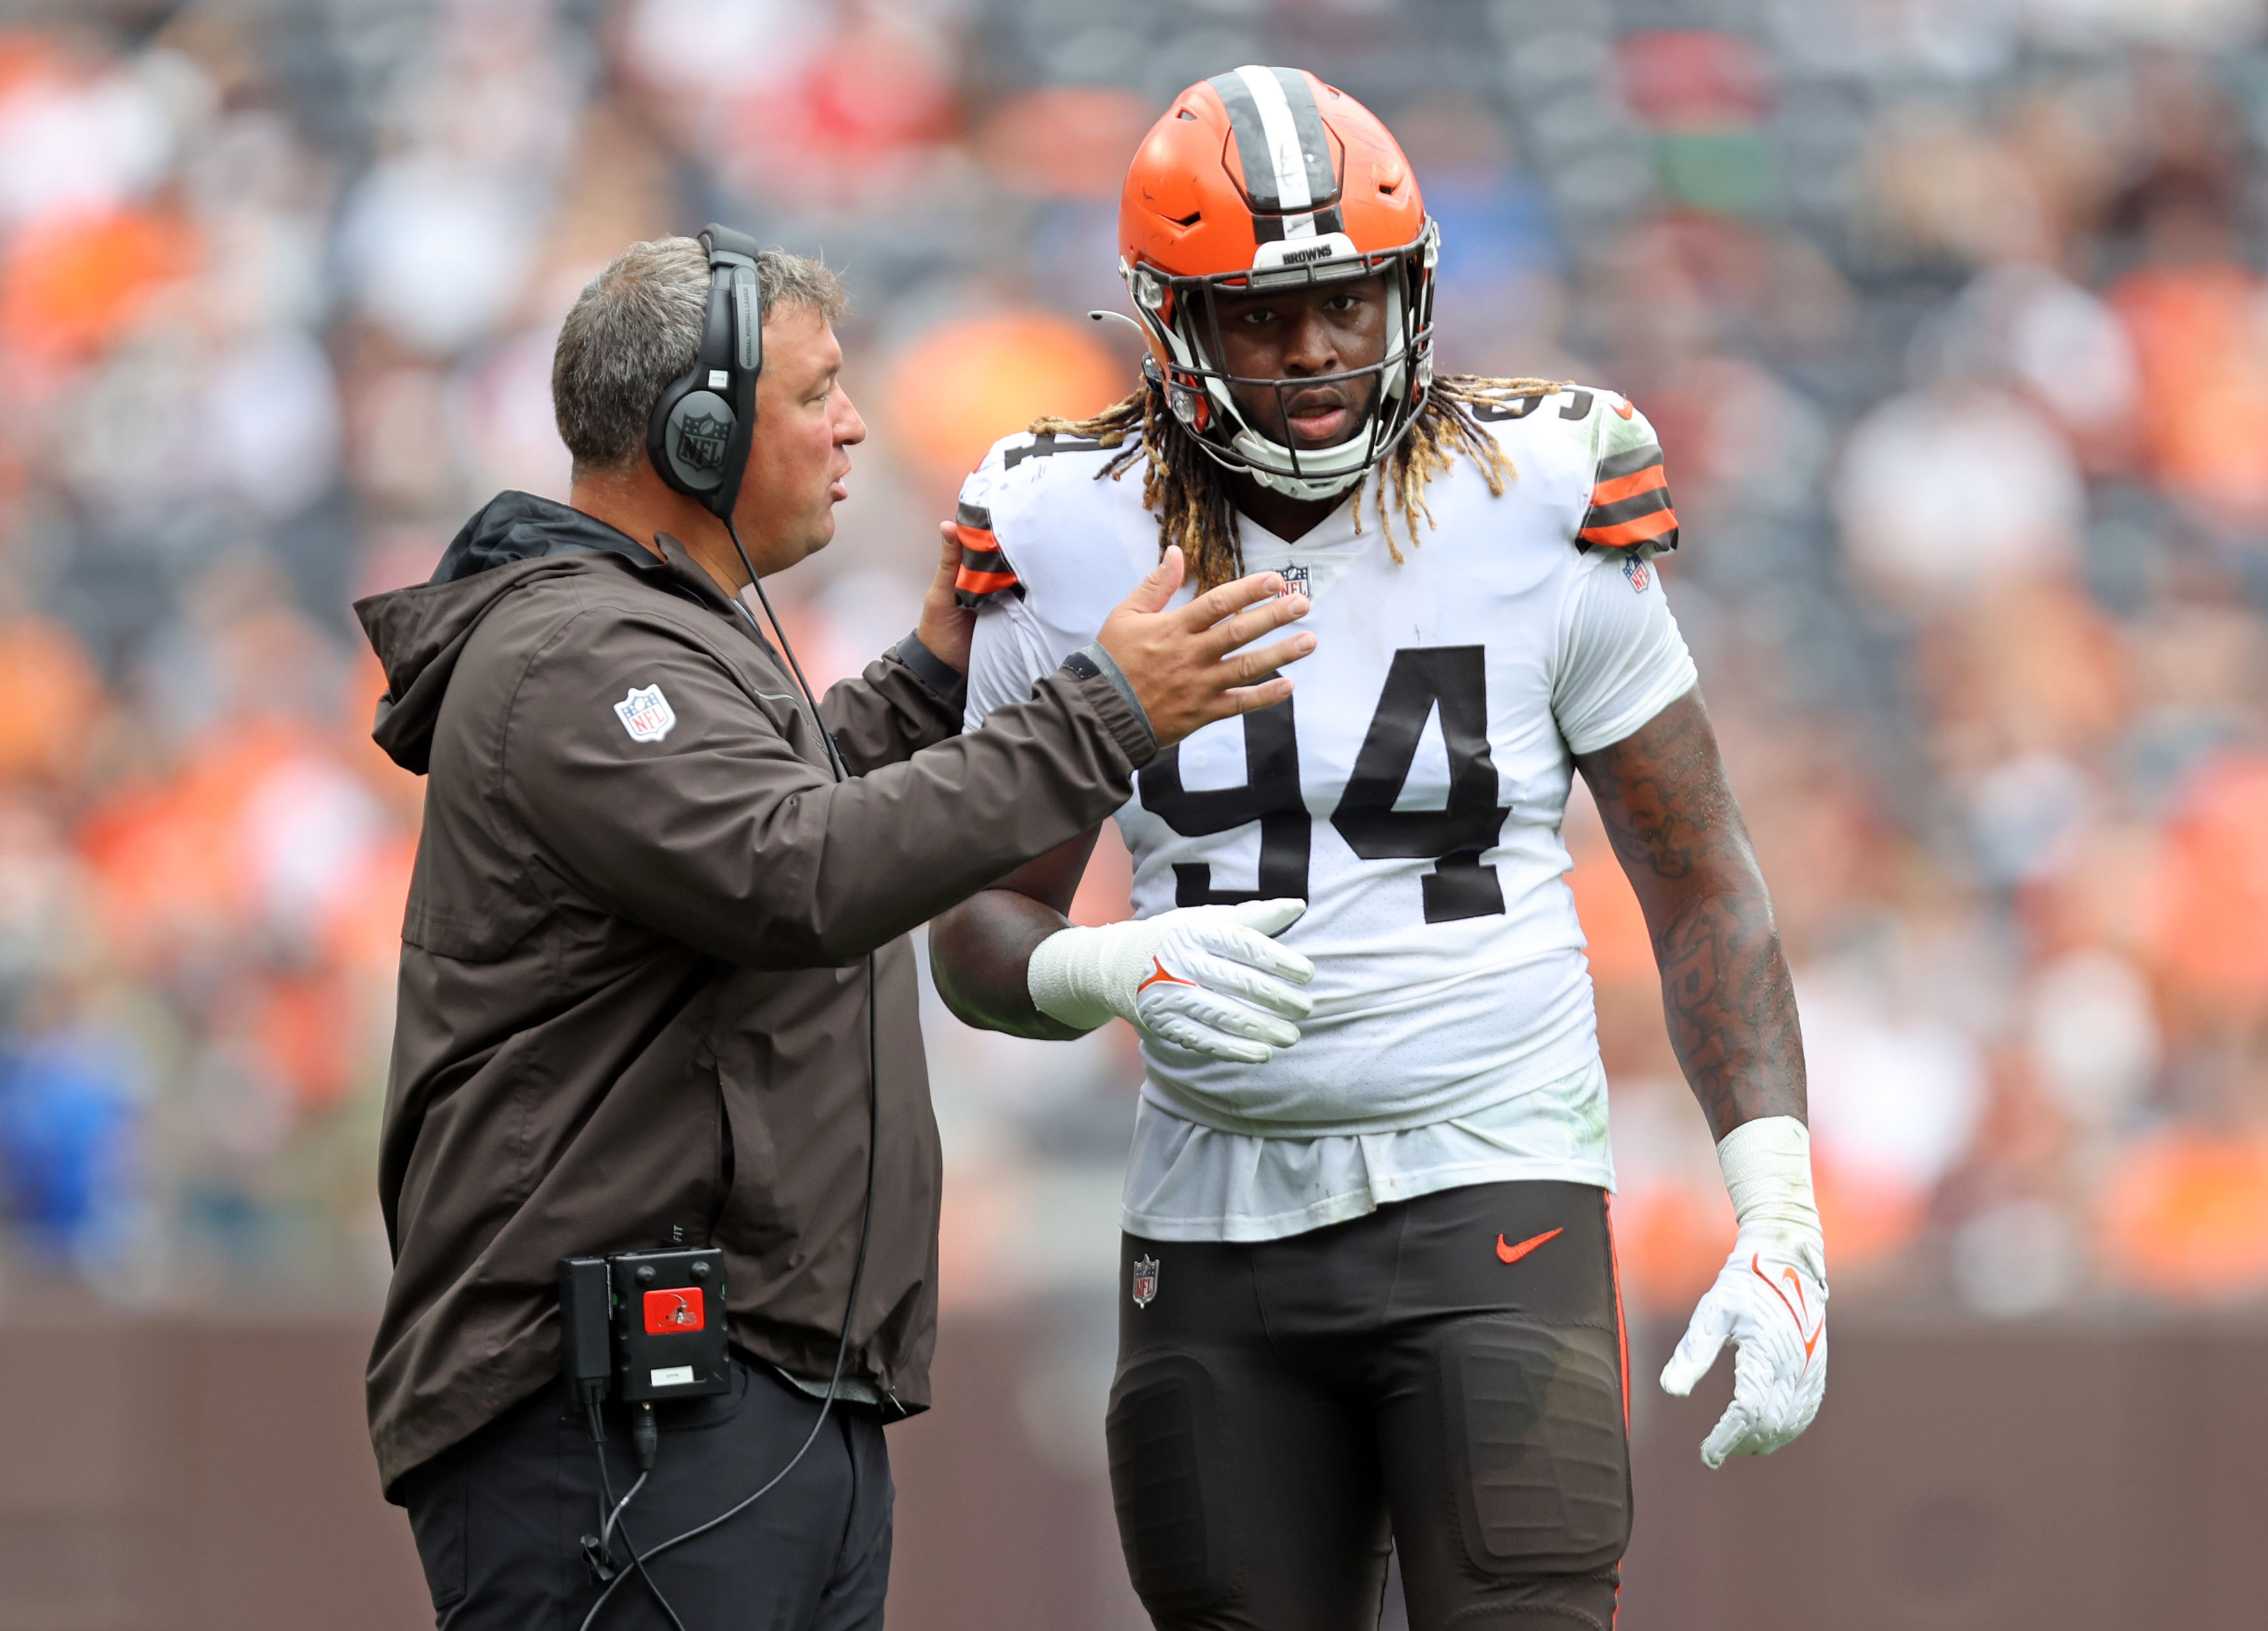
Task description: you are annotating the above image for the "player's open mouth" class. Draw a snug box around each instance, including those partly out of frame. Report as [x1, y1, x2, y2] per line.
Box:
[1283, 392, 1350, 444]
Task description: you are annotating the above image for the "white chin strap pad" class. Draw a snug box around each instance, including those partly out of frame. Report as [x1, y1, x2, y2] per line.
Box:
[1242, 457, 1369, 500]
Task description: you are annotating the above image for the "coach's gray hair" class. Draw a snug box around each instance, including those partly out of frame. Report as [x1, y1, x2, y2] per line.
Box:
[552, 236, 848, 474]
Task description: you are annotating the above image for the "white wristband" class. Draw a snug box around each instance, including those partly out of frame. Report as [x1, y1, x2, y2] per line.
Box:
[1715, 1116, 1820, 1238]
[1026, 925, 1122, 1032]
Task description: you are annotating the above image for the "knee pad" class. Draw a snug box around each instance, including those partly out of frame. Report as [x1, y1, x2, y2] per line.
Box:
[1435, 1316, 1631, 1579]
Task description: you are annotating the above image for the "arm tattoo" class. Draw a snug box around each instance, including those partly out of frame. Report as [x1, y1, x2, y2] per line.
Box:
[1576, 690, 1806, 1139]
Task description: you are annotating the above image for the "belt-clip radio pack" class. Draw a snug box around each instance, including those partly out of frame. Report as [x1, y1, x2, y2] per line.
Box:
[559, 1245, 730, 1466]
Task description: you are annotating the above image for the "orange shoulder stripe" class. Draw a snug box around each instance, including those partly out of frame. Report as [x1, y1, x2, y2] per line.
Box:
[1578, 509, 1680, 549]
[1589, 462, 1668, 507]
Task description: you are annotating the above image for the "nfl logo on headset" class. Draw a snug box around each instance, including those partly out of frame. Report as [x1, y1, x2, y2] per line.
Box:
[676, 411, 730, 472]
[1131, 1255, 1159, 1309]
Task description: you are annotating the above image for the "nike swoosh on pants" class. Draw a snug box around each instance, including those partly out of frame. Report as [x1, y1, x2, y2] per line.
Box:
[1495, 1227, 1563, 1265]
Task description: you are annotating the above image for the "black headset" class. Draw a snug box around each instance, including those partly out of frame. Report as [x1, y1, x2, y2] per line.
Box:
[645, 223, 765, 518]
[641, 222, 841, 777]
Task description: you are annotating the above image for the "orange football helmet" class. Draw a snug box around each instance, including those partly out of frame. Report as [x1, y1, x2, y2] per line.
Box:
[1119, 66, 1439, 499]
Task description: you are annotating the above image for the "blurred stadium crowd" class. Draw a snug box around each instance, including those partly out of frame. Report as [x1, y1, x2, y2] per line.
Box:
[0, 0, 2265, 1336]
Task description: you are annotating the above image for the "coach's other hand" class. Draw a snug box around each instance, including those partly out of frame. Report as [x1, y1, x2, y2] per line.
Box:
[1098, 546, 1313, 747]
[1026, 898, 1315, 1064]
[919, 521, 978, 675]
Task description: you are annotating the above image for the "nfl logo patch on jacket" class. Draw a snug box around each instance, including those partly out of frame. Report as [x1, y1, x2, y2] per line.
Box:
[615, 683, 677, 743]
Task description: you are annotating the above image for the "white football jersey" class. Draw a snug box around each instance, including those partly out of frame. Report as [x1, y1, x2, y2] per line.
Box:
[960, 386, 1697, 1240]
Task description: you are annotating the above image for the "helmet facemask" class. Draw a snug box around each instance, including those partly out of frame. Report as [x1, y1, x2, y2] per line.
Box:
[1126, 218, 1441, 502]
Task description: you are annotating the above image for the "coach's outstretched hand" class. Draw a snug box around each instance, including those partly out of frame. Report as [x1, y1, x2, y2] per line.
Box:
[1098, 545, 1314, 747]
[1027, 898, 1315, 1064]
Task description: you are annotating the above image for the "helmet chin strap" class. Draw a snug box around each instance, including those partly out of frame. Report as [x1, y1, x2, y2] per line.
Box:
[1244, 459, 1370, 501]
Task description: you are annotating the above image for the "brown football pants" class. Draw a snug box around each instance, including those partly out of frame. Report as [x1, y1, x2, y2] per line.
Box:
[1108, 1180, 1630, 1631]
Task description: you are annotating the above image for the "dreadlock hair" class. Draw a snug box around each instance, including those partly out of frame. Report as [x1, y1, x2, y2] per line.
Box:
[1028, 374, 1572, 593]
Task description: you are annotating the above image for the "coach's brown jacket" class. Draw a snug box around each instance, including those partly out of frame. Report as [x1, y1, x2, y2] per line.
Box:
[355, 491, 1152, 1495]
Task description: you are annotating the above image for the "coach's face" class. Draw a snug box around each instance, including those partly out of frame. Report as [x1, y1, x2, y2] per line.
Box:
[1211, 273, 1390, 451]
[732, 302, 867, 575]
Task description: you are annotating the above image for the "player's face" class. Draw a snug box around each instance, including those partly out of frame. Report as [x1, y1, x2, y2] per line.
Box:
[1209, 274, 1390, 450]
[732, 302, 867, 575]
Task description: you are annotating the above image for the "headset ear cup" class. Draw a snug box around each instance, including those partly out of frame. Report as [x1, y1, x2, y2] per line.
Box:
[644, 228, 761, 515]
[661, 390, 736, 493]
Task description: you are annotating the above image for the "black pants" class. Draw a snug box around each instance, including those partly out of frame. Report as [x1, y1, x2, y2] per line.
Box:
[397, 1354, 893, 1631]
[1108, 1181, 1631, 1631]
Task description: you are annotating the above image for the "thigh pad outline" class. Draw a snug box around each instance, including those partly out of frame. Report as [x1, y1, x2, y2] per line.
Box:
[1106, 1352, 1230, 1613]
[1438, 1316, 1631, 1578]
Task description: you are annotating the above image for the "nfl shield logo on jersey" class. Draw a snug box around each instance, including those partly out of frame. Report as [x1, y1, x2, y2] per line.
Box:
[1621, 554, 1652, 593]
[1131, 1255, 1159, 1309]
[614, 684, 677, 744]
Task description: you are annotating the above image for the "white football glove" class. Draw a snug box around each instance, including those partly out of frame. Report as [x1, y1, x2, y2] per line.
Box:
[1660, 1116, 1828, 1470]
[1026, 898, 1313, 1064]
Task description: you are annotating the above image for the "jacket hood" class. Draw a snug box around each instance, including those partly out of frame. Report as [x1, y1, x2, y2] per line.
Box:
[355, 491, 689, 775]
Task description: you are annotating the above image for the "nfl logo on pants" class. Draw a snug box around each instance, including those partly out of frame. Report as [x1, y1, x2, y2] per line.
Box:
[1131, 1255, 1158, 1309]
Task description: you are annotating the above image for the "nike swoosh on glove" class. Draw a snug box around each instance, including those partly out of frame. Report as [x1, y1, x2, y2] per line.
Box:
[1660, 1225, 1828, 1468]
[1026, 899, 1313, 1064]
[1660, 1116, 1828, 1469]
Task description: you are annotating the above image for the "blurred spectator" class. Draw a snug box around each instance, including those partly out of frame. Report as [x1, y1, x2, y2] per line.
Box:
[883, 310, 1121, 497]
[2146, 752, 2268, 1022]
[0, 1014, 142, 1269]
[1835, 384, 2085, 604]
[2105, 162, 2268, 532]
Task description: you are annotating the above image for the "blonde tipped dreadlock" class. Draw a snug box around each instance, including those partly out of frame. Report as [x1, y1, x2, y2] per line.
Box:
[1030, 376, 1572, 593]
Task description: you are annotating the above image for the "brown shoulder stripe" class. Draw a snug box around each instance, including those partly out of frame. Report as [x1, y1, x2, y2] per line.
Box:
[1597, 442, 1667, 482]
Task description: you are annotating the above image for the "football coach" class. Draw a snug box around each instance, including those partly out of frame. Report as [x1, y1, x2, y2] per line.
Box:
[352, 229, 1315, 1630]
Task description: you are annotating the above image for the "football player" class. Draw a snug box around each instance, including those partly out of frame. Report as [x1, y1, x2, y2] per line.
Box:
[928, 66, 1826, 1631]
